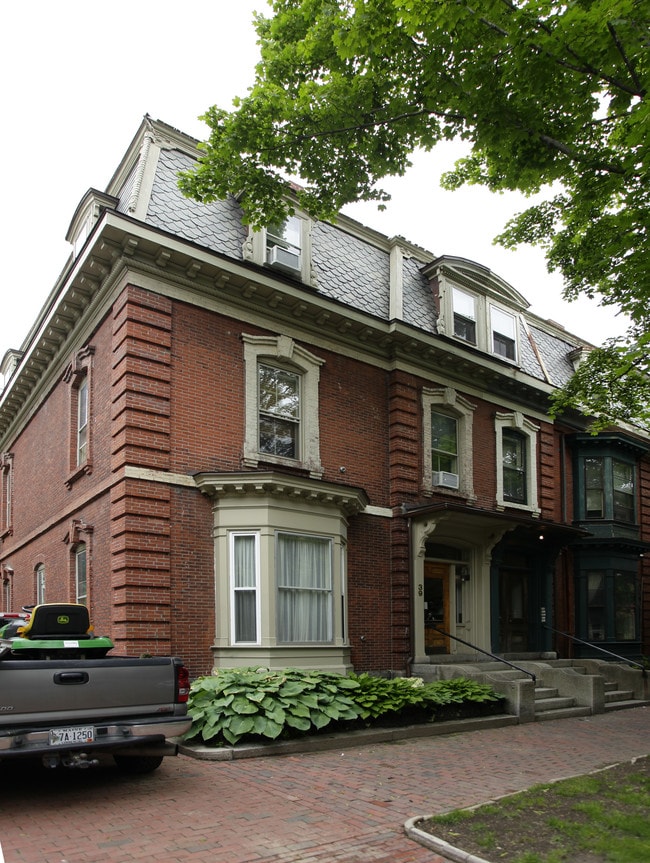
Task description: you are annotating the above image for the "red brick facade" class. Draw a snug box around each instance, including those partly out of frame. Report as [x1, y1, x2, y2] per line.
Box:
[1, 120, 647, 678]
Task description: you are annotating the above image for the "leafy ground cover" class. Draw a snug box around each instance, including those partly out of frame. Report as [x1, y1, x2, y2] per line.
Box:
[184, 667, 504, 746]
[417, 755, 650, 863]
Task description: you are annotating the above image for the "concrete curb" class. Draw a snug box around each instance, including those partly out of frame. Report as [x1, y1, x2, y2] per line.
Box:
[404, 817, 494, 863]
[179, 712, 518, 761]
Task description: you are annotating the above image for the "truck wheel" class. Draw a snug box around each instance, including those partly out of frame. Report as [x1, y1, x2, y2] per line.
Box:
[113, 754, 164, 774]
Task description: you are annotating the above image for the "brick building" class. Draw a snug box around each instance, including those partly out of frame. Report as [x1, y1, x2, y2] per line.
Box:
[1, 117, 648, 678]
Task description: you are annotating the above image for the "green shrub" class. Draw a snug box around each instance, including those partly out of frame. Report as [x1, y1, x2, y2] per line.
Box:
[184, 667, 360, 746]
[348, 673, 501, 720]
[184, 667, 503, 747]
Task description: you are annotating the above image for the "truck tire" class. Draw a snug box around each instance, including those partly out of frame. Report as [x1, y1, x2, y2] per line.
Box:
[113, 754, 164, 774]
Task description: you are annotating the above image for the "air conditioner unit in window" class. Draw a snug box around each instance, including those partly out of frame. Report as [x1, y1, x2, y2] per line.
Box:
[432, 471, 459, 489]
[267, 244, 301, 273]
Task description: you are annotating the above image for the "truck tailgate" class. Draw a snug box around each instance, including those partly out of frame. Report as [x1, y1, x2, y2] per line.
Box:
[0, 656, 183, 724]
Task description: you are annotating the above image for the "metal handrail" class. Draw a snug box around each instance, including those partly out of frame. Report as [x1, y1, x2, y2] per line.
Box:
[430, 626, 536, 683]
[545, 625, 647, 676]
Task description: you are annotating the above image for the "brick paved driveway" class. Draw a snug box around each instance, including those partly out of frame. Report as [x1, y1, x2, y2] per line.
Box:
[1, 708, 648, 863]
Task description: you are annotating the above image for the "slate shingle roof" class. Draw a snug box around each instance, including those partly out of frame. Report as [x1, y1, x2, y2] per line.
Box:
[146, 149, 248, 258]
[134, 143, 581, 389]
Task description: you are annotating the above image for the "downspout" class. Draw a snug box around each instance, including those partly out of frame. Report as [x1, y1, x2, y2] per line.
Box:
[404, 507, 415, 678]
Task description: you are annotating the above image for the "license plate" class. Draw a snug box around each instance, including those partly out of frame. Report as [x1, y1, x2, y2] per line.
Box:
[49, 726, 95, 746]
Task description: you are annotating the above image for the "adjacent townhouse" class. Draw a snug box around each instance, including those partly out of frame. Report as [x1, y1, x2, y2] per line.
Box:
[1, 117, 648, 681]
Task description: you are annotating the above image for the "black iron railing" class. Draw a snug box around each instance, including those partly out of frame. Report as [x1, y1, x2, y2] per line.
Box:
[545, 625, 646, 677]
[430, 626, 536, 683]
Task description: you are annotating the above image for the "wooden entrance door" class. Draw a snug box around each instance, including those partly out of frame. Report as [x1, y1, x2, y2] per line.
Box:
[424, 562, 450, 654]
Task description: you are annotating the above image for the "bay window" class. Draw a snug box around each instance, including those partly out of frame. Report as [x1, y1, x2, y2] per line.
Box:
[197, 470, 367, 673]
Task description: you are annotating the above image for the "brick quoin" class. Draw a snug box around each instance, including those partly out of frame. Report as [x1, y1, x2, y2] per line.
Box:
[110, 286, 173, 656]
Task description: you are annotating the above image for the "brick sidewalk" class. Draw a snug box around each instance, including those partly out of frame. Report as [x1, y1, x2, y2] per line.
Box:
[0, 707, 647, 863]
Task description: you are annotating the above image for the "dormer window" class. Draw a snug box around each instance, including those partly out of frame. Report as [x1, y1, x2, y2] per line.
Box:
[447, 288, 519, 362]
[425, 257, 528, 365]
[266, 216, 302, 274]
[242, 211, 317, 287]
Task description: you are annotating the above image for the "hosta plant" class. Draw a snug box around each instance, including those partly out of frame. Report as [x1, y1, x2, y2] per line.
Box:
[184, 667, 504, 747]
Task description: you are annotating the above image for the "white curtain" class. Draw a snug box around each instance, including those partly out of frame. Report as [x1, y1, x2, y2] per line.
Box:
[277, 534, 332, 642]
[233, 534, 257, 642]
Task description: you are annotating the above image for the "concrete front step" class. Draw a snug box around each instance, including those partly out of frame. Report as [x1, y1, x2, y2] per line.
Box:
[605, 698, 650, 712]
[414, 656, 648, 723]
[535, 705, 592, 721]
[534, 695, 577, 712]
[605, 688, 635, 703]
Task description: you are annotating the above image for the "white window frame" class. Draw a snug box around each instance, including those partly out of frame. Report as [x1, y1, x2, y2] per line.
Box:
[229, 531, 261, 645]
[442, 284, 520, 363]
[495, 412, 540, 514]
[1, 453, 13, 537]
[75, 543, 87, 605]
[451, 287, 479, 345]
[422, 388, 476, 499]
[490, 305, 518, 362]
[242, 335, 324, 478]
[36, 564, 46, 605]
[77, 375, 89, 466]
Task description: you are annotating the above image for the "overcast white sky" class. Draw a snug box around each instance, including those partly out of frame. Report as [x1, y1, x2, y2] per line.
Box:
[0, 0, 627, 361]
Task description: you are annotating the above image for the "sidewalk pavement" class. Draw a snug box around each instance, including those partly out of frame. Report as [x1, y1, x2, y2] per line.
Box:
[0, 707, 647, 863]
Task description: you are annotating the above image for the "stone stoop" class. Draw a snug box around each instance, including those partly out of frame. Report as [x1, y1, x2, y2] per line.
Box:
[412, 655, 649, 723]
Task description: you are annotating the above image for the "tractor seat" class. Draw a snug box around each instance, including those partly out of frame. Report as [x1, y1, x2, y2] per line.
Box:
[18, 603, 92, 640]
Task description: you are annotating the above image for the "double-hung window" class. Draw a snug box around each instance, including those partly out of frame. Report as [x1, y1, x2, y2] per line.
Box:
[242, 335, 323, 478]
[502, 429, 527, 504]
[423, 388, 475, 497]
[1, 453, 13, 538]
[431, 411, 458, 474]
[585, 457, 605, 517]
[75, 544, 87, 606]
[495, 412, 539, 513]
[230, 532, 260, 644]
[490, 307, 517, 361]
[266, 216, 302, 273]
[77, 375, 89, 466]
[36, 564, 46, 605]
[452, 288, 477, 344]
[277, 532, 333, 643]
[64, 345, 94, 486]
[613, 460, 634, 522]
[584, 569, 637, 642]
[258, 363, 300, 459]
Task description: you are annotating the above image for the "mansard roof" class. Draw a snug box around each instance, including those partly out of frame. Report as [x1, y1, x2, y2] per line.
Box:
[105, 117, 587, 387]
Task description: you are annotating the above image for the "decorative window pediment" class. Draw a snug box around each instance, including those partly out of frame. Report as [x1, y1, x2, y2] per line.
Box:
[65, 189, 119, 258]
[242, 334, 324, 478]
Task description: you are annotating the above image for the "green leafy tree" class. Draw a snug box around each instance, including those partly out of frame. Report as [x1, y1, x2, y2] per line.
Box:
[180, 0, 649, 429]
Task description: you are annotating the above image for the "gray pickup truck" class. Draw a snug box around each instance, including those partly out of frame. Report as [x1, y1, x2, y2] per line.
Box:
[0, 603, 191, 773]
